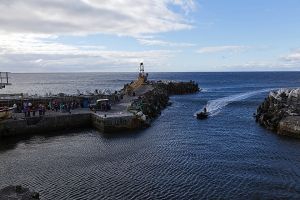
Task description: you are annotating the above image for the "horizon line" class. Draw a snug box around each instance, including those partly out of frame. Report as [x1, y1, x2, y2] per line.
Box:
[8, 70, 300, 74]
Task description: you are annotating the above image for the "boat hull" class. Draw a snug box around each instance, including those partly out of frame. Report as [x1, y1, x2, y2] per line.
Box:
[197, 112, 209, 120]
[0, 107, 13, 120]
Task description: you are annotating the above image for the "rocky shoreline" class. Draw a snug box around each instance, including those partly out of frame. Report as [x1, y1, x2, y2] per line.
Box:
[0, 185, 39, 200]
[256, 88, 300, 138]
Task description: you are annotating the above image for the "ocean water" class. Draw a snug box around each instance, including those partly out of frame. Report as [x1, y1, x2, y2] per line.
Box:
[1, 72, 300, 199]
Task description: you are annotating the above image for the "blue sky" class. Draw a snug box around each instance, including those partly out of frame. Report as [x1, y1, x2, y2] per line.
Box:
[0, 0, 299, 72]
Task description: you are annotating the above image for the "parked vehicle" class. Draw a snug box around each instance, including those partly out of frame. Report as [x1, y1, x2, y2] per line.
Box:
[89, 99, 111, 111]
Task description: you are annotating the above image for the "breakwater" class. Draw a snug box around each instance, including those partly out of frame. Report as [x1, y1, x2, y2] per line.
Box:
[256, 89, 300, 138]
[0, 81, 199, 137]
[129, 81, 199, 120]
[154, 80, 199, 95]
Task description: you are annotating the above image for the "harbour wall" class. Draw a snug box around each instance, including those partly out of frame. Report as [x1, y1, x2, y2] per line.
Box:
[0, 113, 92, 137]
[0, 113, 143, 137]
[0, 80, 200, 137]
[91, 114, 143, 133]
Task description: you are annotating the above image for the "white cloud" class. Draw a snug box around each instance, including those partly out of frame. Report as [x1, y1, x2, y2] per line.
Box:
[0, 33, 178, 72]
[0, 50, 178, 72]
[196, 45, 250, 54]
[0, 0, 196, 72]
[137, 38, 195, 47]
[215, 50, 300, 71]
[171, 0, 196, 14]
[193, 47, 300, 72]
[219, 61, 300, 71]
[282, 49, 300, 62]
[0, 0, 194, 37]
[0, 34, 106, 56]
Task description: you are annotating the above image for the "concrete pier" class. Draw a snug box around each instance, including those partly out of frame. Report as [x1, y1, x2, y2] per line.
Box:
[0, 79, 199, 137]
[92, 113, 142, 133]
[0, 112, 92, 137]
[0, 111, 143, 137]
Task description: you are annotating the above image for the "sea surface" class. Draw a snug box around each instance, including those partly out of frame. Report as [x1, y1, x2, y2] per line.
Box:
[1, 72, 300, 199]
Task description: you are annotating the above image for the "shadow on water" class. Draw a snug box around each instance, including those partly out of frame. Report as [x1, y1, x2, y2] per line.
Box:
[0, 128, 146, 153]
[0, 129, 89, 153]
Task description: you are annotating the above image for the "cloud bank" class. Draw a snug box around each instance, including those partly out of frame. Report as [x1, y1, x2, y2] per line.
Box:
[0, 34, 177, 72]
[196, 46, 250, 54]
[0, 0, 195, 72]
[0, 0, 194, 36]
[283, 49, 300, 62]
[137, 38, 195, 47]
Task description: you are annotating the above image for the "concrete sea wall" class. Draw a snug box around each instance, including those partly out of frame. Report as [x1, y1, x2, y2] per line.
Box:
[91, 114, 143, 133]
[0, 113, 144, 137]
[0, 113, 92, 137]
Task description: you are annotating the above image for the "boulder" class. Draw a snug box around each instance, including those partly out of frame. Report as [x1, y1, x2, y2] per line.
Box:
[0, 185, 40, 200]
[256, 89, 300, 138]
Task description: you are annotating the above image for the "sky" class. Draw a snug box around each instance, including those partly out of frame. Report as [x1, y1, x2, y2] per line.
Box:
[0, 0, 300, 72]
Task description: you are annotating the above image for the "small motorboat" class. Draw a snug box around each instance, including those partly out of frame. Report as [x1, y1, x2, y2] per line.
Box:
[197, 111, 209, 119]
[196, 107, 209, 120]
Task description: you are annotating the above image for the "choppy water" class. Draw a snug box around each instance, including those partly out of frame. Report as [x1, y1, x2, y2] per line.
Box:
[1, 72, 300, 199]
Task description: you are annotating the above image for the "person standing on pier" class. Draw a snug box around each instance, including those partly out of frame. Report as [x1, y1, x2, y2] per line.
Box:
[48, 101, 52, 111]
[42, 105, 46, 116]
[32, 106, 36, 117]
[38, 104, 43, 116]
[54, 100, 58, 112]
[13, 104, 17, 113]
[23, 102, 27, 117]
[67, 103, 71, 114]
[27, 102, 32, 117]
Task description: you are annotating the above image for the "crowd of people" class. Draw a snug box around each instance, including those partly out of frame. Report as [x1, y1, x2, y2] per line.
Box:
[48, 100, 81, 113]
[12, 100, 82, 118]
[14, 102, 47, 118]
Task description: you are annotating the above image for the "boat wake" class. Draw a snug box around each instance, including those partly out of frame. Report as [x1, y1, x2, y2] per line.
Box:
[195, 88, 272, 117]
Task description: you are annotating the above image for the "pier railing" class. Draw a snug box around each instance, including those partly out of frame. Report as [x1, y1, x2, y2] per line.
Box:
[0, 72, 11, 89]
[0, 93, 120, 108]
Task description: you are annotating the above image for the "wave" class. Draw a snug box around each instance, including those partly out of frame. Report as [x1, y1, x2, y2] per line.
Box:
[195, 88, 273, 117]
